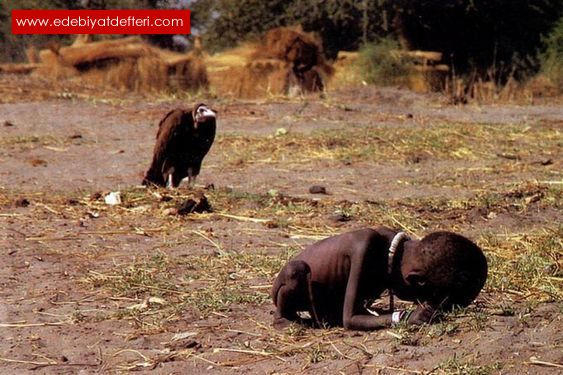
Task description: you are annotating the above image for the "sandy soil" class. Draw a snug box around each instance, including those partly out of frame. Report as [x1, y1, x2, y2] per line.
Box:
[0, 76, 561, 374]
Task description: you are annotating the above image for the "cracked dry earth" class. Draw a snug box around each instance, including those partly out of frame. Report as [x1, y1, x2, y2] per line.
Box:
[0, 77, 562, 374]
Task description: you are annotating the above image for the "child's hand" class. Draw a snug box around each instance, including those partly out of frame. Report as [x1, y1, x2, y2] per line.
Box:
[407, 303, 439, 325]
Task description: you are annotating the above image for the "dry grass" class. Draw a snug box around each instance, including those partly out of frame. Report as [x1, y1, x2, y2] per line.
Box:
[206, 27, 331, 98]
[34, 38, 208, 93]
[215, 122, 560, 166]
[482, 228, 562, 302]
[444, 71, 559, 105]
[3, 176, 560, 310]
[1, 111, 561, 372]
[0, 134, 77, 152]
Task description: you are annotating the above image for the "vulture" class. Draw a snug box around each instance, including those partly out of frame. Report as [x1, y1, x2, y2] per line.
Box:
[143, 103, 216, 188]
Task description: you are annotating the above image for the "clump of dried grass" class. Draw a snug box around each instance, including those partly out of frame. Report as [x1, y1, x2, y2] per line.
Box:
[481, 228, 562, 302]
[215, 121, 561, 166]
[34, 37, 208, 93]
[207, 27, 332, 98]
[446, 73, 528, 104]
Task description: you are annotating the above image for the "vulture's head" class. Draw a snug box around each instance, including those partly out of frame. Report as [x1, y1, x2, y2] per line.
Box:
[193, 103, 216, 129]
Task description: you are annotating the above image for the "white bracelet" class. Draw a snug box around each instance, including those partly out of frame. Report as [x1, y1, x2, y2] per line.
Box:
[391, 311, 403, 325]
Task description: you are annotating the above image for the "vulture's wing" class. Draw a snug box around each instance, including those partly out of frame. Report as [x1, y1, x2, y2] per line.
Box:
[144, 109, 192, 185]
[156, 109, 180, 139]
[152, 109, 192, 166]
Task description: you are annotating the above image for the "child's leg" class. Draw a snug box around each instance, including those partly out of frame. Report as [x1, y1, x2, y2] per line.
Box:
[272, 260, 318, 328]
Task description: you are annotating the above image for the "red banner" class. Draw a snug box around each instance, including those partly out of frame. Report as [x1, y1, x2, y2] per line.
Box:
[12, 10, 190, 35]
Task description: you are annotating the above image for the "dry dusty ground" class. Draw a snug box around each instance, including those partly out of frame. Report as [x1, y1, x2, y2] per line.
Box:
[0, 75, 561, 374]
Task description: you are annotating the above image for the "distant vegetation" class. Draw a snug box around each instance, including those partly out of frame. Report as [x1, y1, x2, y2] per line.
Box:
[540, 17, 563, 88]
[357, 38, 410, 86]
[192, 0, 562, 80]
[1, 0, 562, 86]
[0, 0, 170, 62]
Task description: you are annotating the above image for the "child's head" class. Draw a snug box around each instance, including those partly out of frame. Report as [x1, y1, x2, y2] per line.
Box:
[399, 232, 488, 309]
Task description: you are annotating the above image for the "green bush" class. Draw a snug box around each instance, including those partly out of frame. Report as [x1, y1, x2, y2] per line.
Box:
[357, 38, 410, 86]
[540, 16, 563, 87]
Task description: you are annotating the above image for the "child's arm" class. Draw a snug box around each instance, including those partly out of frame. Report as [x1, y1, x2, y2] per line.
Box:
[341, 232, 394, 330]
[342, 268, 393, 329]
[340, 229, 439, 330]
[342, 302, 438, 330]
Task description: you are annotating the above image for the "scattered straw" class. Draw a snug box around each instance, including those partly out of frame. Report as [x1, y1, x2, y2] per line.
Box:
[112, 349, 149, 361]
[0, 321, 69, 328]
[215, 213, 271, 223]
[527, 357, 563, 368]
[0, 357, 57, 366]
[189, 230, 224, 254]
[213, 348, 274, 357]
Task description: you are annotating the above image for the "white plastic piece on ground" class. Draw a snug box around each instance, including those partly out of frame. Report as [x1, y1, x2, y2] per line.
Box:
[275, 127, 288, 136]
[104, 191, 122, 205]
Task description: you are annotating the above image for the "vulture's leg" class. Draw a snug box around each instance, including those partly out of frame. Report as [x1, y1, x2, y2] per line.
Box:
[162, 161, 175, 190]
[187, 175, 197, 188]
[166, 174, 174, 190]
[187, 168, 196, 188]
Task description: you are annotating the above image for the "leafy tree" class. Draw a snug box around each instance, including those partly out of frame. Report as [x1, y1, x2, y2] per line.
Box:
[191, 0, 289, 52]
[0, 1, 77, 62]
[191, 0, 562, 78]
[288, 0, 390, 58]
[190, 0, 387, 57]
[540, 16, 563, 87]
[0, 0, 177, 62]
[2, 0, 562, 78]
[390, 0, 563, 78]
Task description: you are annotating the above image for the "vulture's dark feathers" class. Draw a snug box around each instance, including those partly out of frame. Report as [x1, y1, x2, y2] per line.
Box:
[143, 103, 216, 188]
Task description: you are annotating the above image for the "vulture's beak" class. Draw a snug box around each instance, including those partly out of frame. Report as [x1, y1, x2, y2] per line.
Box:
[194, 105, 216, 128]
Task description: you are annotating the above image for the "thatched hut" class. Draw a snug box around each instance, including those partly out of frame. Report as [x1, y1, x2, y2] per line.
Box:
[206, 27, 333, 99]
[34, 36, 208, 93]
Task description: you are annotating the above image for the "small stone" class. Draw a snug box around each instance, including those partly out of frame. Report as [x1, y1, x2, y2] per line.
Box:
[163, 207, 178, 216]
[67, 198, 80, 205]
[309, 185, 328, 194]
[14, 198, 30, 207]
[265, 220, 278, 228]
[329, 213, 352, 222]
[90, 192, 102, 200]
[29, 158, 47, 167]
[177, 199, 197, 215]
[176, 194, 212, 215]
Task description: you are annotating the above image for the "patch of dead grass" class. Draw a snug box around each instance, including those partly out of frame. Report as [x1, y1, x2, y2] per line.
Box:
[78, 243, 300, 325]
[1, 111, 561, 371]
[215, 122, 561, 166]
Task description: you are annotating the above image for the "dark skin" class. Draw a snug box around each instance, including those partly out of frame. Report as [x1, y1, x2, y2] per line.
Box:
[272, 227, 437, 330]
